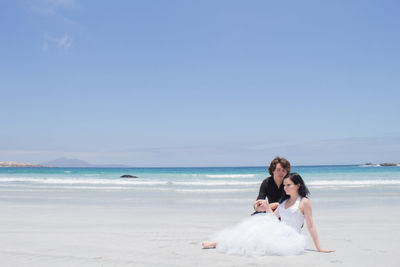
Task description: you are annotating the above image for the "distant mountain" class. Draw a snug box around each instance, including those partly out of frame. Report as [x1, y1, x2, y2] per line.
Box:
[41, 157, 129, 168]
[41, 157, 94, 167]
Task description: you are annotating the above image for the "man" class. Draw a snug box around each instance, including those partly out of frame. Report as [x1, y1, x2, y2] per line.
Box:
[253, 157, 291, 214]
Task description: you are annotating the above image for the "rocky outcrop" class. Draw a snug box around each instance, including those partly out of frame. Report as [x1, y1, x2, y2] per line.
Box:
[364, 162, 400, 167]
[120, 174, 138, 178]
[379, 163, 400, 167]
[0, 161, 42, 167]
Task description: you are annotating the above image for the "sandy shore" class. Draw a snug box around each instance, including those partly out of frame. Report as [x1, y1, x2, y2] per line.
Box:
[1, 188, 399, 266]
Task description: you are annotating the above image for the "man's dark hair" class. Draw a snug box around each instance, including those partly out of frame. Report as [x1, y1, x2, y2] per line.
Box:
[268, 157, 291, 176]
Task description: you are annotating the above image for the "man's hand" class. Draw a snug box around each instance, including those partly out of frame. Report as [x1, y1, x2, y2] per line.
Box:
[253, 200, 267, 212]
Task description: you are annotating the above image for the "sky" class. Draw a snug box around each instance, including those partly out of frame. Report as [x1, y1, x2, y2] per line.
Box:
[1, 0, 399, 166]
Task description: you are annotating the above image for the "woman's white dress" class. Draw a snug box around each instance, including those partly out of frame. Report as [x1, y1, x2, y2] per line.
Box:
[211, 196, 305, 256]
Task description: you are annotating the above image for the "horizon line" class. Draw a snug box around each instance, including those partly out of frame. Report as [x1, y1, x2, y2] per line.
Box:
[1, 163, 383, 169]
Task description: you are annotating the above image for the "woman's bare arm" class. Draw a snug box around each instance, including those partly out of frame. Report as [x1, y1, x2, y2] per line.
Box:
[302, 198, 335, 253]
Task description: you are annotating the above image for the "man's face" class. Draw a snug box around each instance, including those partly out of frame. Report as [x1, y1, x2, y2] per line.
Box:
[273, 163, 287, 180]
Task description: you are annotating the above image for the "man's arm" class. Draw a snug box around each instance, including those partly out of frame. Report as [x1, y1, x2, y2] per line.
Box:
[256, 180, 268, 200]
[253, 180, 268, 211]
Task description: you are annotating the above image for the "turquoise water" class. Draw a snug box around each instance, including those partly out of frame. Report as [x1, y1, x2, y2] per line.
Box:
[0, 165, 399, 193]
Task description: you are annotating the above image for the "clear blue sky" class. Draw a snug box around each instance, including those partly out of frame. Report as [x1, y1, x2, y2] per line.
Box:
[1, 0, 399, 166]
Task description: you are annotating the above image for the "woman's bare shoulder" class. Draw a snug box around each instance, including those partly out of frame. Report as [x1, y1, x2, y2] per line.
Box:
[300, 197, 311, 207]
[299, 197, 311, 214]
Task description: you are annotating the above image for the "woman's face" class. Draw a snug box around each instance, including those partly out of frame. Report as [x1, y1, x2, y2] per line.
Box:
[283, 178, 300, 196]
[273, 163, 288, 180]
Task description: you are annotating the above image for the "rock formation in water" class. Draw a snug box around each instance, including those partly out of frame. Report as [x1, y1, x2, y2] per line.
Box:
[0, 161, 42, 167]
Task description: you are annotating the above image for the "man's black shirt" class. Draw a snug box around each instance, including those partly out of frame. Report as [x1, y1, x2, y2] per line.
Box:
[256, 176, 284, 203]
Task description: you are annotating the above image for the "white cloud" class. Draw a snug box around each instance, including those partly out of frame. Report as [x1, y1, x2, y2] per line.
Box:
[26, 1, 78, 50]
[43, 32, 73, 50]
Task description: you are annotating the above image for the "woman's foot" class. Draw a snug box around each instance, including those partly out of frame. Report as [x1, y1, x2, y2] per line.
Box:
[202, 241, 216, 249]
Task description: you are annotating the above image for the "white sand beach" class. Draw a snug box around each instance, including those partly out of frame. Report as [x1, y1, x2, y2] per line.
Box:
[1, 188, 399, 267]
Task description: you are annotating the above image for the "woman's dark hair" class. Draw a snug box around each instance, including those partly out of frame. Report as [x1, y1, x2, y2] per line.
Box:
[268, 157, 291, 176]
[280, 172, 310, 202]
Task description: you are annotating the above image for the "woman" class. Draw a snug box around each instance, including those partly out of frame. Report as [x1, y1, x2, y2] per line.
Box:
[202, 173, 334, 256]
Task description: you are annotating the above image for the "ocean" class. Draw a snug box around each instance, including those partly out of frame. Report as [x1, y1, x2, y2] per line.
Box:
[1, 165, 399, 194]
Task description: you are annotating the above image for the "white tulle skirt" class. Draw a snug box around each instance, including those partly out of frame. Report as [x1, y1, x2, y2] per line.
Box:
[210, 213, 305, 257]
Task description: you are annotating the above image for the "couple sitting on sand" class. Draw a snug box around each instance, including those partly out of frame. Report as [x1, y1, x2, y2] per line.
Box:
[202, 157, 334, 256]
